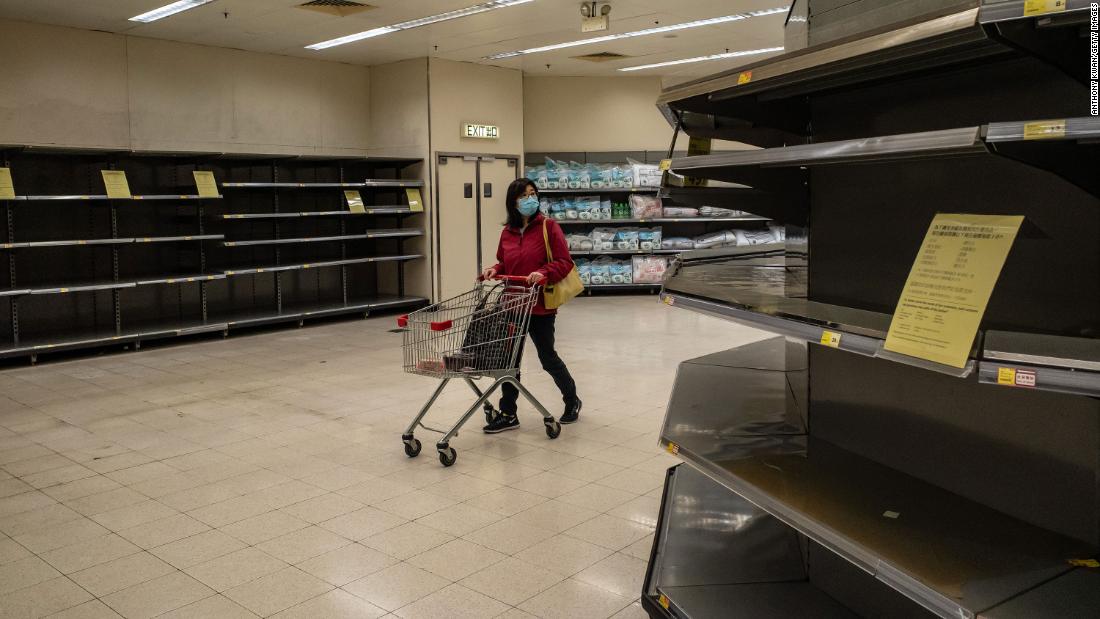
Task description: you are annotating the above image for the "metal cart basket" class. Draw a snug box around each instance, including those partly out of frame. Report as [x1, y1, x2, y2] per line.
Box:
[398, 275, 560, 466]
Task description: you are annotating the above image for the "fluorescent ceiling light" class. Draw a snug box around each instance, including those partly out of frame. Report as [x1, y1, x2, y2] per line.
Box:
[484, 6, 788, 60]
[129, 0, 215, 23]
[306, 0, 535, 50]
[619, 46, 784, 72]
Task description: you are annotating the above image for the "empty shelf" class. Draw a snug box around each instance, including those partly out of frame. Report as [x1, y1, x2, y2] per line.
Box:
[572, 249, 681, 256]
[220, 296, 425, 329]
[223, 254, 422, 277]
[133, 235, 223, 243]
[978, 332, 1100, 397]
[221, 207, 417, 219]
[11, 195, 220, 201]
[588, 283, 662, 290]
[665, 436, 1094, 619]
[558, 216, 769, 225]
[135, 273, 225, 286]
[222, 230, 422, 247]
[0, 321, 227, 359]
[1, 235, 223, 249]
[655, 583, 857, 619]
[220, 180, 423, 189]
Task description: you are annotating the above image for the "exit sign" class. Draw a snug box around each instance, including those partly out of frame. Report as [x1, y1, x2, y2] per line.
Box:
[463, 123, 499, 139]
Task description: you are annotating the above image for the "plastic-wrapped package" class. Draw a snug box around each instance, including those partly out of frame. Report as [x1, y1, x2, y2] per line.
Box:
[628, 158, 662, 187]
[694, 230, 738, 249]
[633, 256, 669, 283]
[698, 206, 742, 217]
[562, 197, 580, 219]
[526, 166, 549, 189]
[540, 197, 553, 217]
[629, 194, 663, 219]
[567, 233, 594, 251]
[576, 259, 592, 286]
[589, 259, 613, 285]
[614, 228, 640, 251]
[662, 237, 695, 250]
[638, 227, 663, 251]
[575, 196, 601, 220]
[609, 260, 633, 284]
[591, 228, 615, 251]
[735, 228, 782, 246]
[662, 207, 699, 218]
[770, 225, 787, 242]
[611, 165, 633, 188]
[544, 158, 566, 189]
[591, 164, 613, 189]
[567, 161, 591, 189]
[599, 199, 613, 220]
[549, 198, 569, 220]
[612, 201, 631, 219]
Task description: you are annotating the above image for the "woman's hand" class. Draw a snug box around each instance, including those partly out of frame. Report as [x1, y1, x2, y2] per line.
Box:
[481, 266, 498, 280]
[527, 271, 546, 285]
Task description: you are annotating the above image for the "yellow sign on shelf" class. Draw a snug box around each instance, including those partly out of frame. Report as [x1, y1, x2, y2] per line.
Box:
[820, 331, 842, 348]
[0, 168, 15, 199]
[737, 70, 753, 85]
[658, 159, 672, 172]
[884, 214, 1023, 368]
[406, 188, 424, 212]
[101, 170, 132, 199]
[192, 171, 220, 198]
[1023, 0, 1066, 16]
[344, 190, 366, 213]
[1023, 119, 1067, 140]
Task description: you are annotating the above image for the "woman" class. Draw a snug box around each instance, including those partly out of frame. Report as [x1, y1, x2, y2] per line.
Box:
[480, 178, 582, 433]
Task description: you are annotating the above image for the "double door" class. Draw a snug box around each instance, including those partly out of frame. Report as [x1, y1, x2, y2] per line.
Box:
[435, 154, 519, 299]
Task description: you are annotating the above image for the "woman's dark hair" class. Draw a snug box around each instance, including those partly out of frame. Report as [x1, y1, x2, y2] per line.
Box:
[504, 178, 539, 229]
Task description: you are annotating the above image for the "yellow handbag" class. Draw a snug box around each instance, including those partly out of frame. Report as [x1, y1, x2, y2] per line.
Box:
[542, 220, 584, 309]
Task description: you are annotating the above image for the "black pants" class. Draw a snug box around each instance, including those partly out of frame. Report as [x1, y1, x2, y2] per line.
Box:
[499, 313, 578, 415]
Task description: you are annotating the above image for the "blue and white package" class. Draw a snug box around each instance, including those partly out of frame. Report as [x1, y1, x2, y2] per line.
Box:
[591, 228, 615, 251]
[609, 260, 633, 284]
[562, 197, 580, 219]
[591, 164, 613, 189]
[614, 228, 640, 251]
[567, 233, 594, 251]
[611, 165, 633, 188]
[600, 199, 613, 220]
[589, 259, 613, 285]
[575, 259, 592, 286]
[540, 197, 553, 217]
[550, 198, 569, 220]
[638, 227, 663, 250]
[575, 196, 601, 220]
[567, 161, 591, 189]
[544, 158, 565, 189]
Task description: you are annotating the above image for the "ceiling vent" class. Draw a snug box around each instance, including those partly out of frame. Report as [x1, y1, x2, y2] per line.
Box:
[297, 0, 376, 17]
[572, 51, 630, 62]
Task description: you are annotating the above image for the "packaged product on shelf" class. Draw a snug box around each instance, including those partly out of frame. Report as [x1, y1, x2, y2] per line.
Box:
[544, 158, 566, 189]
[575, 196, 601, 220]
[734, 228, 782, 246]
[566, 233, 594, 252]
[609, 260, 633, 284]
[599, 199, 613, 220]
[567, 161, 591, 189]
[769, 224, 787, 242]
[614, 228, 640, 251]
[698, 206, 743, 217]
[549, 198, 569, 220]
[662, 237, 695, 250]
[575, 259, 592, 286]
[629, 194, 663, 219]
[563, 198, 580, 219]
[628, 158, 662, 188]
[638, 227, 663, 251]
[693, 230, 738, 249]
[611, 165, 633, 188]
[591, 228, 616, 251]
[526, 165, 549, 189]
[632, 256, 669, 283]
[662, 207, 699, 218]
[612, 201, 631, 219]
[591, 164, 613, 189]
[589, 258, 613, 285]
[540, 197, 554, 217]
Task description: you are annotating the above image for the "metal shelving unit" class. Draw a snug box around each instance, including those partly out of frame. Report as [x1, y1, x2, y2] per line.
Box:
[558, 216, 769, 225]
[645, 2, 1098, 618]
[537, 187, 660, 194]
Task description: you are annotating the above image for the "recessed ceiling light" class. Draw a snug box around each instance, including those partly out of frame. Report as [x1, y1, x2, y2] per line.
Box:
[129, 0, 215, 23]
[618, 46, 784, 72]
[484, 6, 788, 60]
[306, 0, 535, 50]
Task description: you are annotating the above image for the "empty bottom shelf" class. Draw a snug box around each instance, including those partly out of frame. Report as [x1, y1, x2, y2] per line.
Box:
[220, 296, 426, 329]
[655, 583, 856, 619]
[0, 320, 226, 360]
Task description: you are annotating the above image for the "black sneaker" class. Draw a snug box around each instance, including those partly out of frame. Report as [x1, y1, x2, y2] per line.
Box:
[483, 414, 520, 434]
[560, 399, 582, 424]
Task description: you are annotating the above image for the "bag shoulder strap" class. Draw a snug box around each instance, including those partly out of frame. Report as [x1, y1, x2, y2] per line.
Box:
[542, 219, 553, 262]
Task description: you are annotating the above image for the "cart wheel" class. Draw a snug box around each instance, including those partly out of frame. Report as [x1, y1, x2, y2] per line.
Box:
[544, 421, 561, 439]
[438, 447, 457, 467]
[404, 439, 422, 458]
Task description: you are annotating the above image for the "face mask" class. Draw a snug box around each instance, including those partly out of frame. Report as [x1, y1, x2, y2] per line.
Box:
[517, 195, 540, 217]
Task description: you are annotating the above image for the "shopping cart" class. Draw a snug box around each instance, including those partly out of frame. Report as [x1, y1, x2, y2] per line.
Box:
[398, 275, 561, 467]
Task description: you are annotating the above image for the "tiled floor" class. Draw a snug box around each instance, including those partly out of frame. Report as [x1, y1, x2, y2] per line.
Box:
[0, 296, 765, 618]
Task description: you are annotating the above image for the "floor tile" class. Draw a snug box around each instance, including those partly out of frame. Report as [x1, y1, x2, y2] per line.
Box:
[187, 495, 271, 528]
[91, 500, 178, 532]
[248, 480, 328, 510]
[407, 538, 506, 582]
[460, 556, 564, 607]
[574, 552, 648, 599]
[0, 537, 31, 565]
[279, 493, 363, 524]
[596, 468, 664, 496]
[0, 490, 58, 519]
[508, 470, 589, 499]
[514, 535, 613, 577]
[298, 467, 375, 492]
[511, 499, 600, 534]
[14, 517, 109, 554]
[606, 496, 661, 529]
[3, 454, 74, 478]
[257, 526, 351, 564]
[0, 576, 93, 618]
[223, 567, 334, 618]
[184, 547, 288, 592]
[41, 476, 122, 502]
[518, 578, 633, 619]
[64, 487, 148, 517]
[271, 589, 387, 619]
[70, 552, 176, 597]
[151, 529, 247, 569]
[557, 484, 637, 513]
[101, 571, 214, 619]
[219, 510, 310, 545]
[23, 464, 97, 490]
[462, 517, 555, 555]
[159, 483, 240, 512]
[343, 563, 450, 612]
[296, 543, 397, 586]
[610, 601, 649, 619]
[621, 534, 654, 562]
[552, 459, 625, 483]
[39, 533, 140, 574]
[156, 594, 258, 619]
[45, 599, 124, 619]
[394, 583, 509, 619]
[116, 513, 211, 549]
[374, 491, 456, 521]
[0, 502, 83, 537]
[319, 507, 407, 541]
[464, 487, 547, 517]
[414, 503, 499, 538]
[0, 555, 62, 595]
[361, 522, 455, 561]
[420, 475, 502, 502]
[564, 514, 653, 551]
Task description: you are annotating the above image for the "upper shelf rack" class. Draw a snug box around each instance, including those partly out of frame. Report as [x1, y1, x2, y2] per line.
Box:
[1, 195, 222, 201]
[220, 180, 423, 189]
[221, 207, 417, 220]
[658, 1, 1094, 146]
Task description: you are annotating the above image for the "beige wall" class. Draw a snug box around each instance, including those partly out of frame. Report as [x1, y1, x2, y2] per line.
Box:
[428, 58, 524, 157]
[0, 19, 372, 155]
[523, 76, 672, 153]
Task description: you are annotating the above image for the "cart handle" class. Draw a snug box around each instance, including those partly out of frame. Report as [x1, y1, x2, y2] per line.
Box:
[397, 314, 408, 328]
[481, 274, 538, 287]
[396, 314, 453, 331]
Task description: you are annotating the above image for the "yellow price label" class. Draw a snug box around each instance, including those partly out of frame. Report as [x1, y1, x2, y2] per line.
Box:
[406, 188, 424, 212]
[1069, 559, 1100, 568]
[666, 441, 680, 455]
[193, 171, 220, 198]
[0, 168, 15, 199]
[997, 367, 1017, 385]
[1024, 0, 1067, 16]
[662, 295, 675, 306]
[737, 70, 753, 85]
[101, 170, 132, 199]
[820, 331, 842, 348]
[345, 190, 366, 213]
[658, 159, 672, 172]
[1023, 120, 1066, 140]
[658, 594, 670, 609]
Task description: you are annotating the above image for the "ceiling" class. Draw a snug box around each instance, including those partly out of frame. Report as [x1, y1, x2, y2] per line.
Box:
[0, 0, 788, 79]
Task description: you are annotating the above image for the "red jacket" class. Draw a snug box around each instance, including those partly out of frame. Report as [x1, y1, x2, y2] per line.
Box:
[492, 213, 574, 315]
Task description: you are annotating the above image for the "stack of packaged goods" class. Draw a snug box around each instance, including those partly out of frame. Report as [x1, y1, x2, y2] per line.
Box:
[564, 227, 664, 253]
[526, 159, 640, 190]
[541, 196, 612, 220]
[576, 257, 635, 286]
[662, 225, 786, 250]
